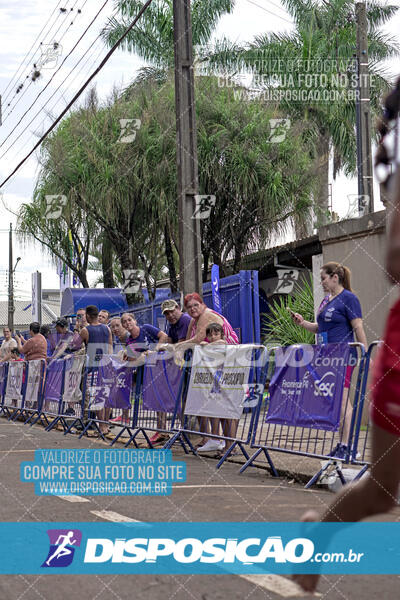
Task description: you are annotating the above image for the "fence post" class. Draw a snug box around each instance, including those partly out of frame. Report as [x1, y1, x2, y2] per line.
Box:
[239, 271, 253, 343]
[251, 270, 261, 344]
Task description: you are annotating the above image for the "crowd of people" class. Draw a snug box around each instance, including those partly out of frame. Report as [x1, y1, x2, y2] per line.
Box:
[0, 294, 239, 448]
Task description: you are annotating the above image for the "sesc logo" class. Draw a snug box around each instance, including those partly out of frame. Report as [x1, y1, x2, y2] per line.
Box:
[313, 372, 335, 398]
[84, 536, 314, 564]
[42, 529, 82, 568]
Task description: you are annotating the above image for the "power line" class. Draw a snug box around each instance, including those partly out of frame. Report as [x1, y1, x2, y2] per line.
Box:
[1, 0, 65, 101]
[0, 0, 103, 155]
[9, 18, 115, 159]
[2, 8, 118, 165]
[0, 0, 155, 190]
[245, 0, 294, 25]
[2, 0, 85, 123]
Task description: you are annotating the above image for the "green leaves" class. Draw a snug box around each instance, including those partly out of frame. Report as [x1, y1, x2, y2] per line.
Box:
[263, 276, 316, 346]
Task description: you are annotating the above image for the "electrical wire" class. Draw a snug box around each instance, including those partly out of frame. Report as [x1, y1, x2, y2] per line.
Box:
[2, 8, 118, 166]
[0, 0, 104, 152]
[2, 0, 85, 123]
[1, 0, 65, 101]
[0, 0, 155, 190]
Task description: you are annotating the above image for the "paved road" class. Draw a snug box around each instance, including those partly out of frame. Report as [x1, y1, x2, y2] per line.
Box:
[1, 419, 399, 599]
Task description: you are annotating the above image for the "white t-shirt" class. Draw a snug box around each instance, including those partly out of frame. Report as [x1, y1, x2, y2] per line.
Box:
[0, 338, 17, 359]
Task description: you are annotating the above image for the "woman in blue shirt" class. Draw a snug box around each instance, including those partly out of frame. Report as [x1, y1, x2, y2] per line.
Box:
[292, 262, 367, 444]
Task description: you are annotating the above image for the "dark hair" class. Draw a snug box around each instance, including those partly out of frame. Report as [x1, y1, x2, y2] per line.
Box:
[322, 262, 352, 291]
[99, 309, 110, 317]
[55, 318, 68, 329]
[85, 305, 99, 318]
[184, 292, 204, 306]
[206, 322, 224, 338]
[11, 348, 20, 356]
[375, 76, 400, 189]
[30, 322, 40, 334]
[40, 325, 51, 338]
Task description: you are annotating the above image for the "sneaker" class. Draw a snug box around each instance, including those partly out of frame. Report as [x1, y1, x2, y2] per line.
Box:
[149, 432, 169, 445]
[110, 415, 129, 424]
[218, 441, 225, 451]
[197, 439, 221, 453]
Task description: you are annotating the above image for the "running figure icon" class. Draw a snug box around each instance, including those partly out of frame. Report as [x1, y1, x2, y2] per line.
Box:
[45, 531, 77, 566]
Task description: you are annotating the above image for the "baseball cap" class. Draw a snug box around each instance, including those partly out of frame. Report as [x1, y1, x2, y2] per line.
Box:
[161, 299, 180, 314]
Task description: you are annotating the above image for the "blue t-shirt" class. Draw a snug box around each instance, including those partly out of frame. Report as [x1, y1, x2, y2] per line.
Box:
[317, 289, 362, 343]
[167, 313, 192, 343]
[126, 324, 161, 354]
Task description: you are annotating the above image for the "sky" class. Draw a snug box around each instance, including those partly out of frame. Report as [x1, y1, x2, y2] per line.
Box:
[0, 0, 399, 302]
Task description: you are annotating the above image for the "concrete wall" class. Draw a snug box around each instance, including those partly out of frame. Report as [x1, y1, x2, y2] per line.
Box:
[319, 210, 397, 425]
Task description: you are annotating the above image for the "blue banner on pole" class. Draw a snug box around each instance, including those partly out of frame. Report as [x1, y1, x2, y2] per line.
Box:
[211, 264, 222, 313]
[267, 343, 351, 430]
[2, 522, 400, 574]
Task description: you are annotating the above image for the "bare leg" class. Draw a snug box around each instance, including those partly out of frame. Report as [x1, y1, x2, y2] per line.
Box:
[210, 417, 221, 437]
[293, 423, 400, 592]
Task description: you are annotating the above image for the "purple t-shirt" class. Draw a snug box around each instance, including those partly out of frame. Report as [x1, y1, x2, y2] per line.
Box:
[126, 324, 161, 354]
[167, 313, 192, 343]
[317, 289, 362, 343]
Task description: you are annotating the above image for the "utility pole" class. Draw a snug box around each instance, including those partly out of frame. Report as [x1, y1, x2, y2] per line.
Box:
[8, 223, 14, 331]
[173, 0, 202, 295]
[356, 2, 374, 214]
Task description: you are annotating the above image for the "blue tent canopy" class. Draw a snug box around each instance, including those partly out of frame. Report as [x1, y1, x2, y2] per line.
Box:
[60, 288, 129, 317]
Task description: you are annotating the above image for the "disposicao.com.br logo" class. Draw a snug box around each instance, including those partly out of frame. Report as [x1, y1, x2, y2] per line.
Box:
[42, 529, 82, 568]
[84, 536, 314, 564]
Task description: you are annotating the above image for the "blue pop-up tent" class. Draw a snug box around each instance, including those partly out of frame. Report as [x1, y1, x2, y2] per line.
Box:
[60, 288, 129, 317]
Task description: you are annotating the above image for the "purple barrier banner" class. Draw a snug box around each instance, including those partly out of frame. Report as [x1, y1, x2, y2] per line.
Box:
[266, 343, 351, 431]
[142, 354, 183, 413]
[43, 359, 64, 413]
[88, 357, 132, 410]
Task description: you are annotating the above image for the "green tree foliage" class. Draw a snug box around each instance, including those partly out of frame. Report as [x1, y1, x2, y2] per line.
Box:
[18, 181, 99, 288]
[202, 0, 399, 228]
[101, 0, 236, 68]
[22, 77, 319, 294]
[263, 277, 315, 346]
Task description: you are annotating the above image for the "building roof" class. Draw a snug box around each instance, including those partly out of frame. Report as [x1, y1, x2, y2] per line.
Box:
[0, 300, 60, 330]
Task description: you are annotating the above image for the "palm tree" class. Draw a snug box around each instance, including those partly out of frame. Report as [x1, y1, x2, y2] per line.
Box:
[101, 0, 236, 68]
[202, 0, 399, 229]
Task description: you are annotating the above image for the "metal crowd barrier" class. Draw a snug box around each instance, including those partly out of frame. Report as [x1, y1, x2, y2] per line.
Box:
[0, 360, 46, 423]
[116, 353, 188, 451]
[0, 342, 378, 490]
[165, 345, 269, 468]
[347, 341, 381, 480]
[240, 342, 367, 487]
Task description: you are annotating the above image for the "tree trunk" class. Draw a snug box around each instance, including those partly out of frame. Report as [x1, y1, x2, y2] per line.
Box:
[164, 221, 178, 292]
[314, 132, 330, 227]
[77, 270, 89, 288]
[202, 251, 209, 283]
[102, 234, 115, 288]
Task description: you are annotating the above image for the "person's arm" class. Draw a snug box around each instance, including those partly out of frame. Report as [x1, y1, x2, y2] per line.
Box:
[15, 335, 27, 354]
[351, 318, 367, 349]
[79, 327, 88, 346]
[178, 312, 224, 348]
[157, 330, 169, 344]
[292, 313, 319, 334]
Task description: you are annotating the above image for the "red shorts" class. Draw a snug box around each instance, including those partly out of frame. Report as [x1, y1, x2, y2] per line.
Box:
[344, 365, 354, 388]
[370, 297, 400, 435]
